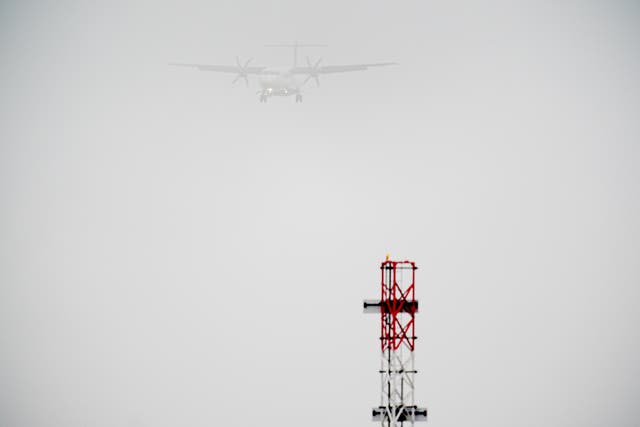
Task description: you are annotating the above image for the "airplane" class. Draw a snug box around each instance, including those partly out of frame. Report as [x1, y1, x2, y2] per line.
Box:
[170, 42, 395, 103]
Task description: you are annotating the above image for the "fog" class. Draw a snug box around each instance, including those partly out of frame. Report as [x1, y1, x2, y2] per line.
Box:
[1, 1, 640, 426]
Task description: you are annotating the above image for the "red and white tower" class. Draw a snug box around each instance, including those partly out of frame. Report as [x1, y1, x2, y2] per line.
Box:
[364, 258, 428, 427]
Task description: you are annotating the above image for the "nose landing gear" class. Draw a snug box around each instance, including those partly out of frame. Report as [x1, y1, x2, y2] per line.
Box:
[257, 90, 303, 103]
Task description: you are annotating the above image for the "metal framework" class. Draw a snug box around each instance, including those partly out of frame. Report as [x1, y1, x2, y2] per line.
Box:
[364, 259, 427, 427]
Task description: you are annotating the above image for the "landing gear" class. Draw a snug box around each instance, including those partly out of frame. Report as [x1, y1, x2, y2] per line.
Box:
[259, 93, 268, 103]
[295, 93, 303, 103]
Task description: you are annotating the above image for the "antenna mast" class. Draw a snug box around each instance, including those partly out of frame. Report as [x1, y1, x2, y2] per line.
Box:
[364, 258, 428, 427]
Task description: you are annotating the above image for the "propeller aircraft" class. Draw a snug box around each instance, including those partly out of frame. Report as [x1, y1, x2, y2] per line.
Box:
[170, 42, 395, 103]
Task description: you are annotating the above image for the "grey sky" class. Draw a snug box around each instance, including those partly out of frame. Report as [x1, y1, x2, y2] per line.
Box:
[1, 1, 640, 427]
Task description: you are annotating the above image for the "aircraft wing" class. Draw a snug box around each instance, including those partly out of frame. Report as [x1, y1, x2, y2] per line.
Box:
[291, 62, 396, 74]
[169, 63, 269, 74]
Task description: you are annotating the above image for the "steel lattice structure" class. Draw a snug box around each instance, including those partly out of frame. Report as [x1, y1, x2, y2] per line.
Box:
[364, 259, 428, 427]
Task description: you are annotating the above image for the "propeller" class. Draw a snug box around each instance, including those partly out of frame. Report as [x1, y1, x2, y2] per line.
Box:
[232, 56, 253, 86]
[303, 56, 322, 87]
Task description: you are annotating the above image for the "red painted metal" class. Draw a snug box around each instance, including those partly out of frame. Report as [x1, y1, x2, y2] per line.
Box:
[380, 260, 417, 352]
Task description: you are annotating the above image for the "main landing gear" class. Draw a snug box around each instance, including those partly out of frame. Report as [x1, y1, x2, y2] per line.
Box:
[295, 93, 303, 103]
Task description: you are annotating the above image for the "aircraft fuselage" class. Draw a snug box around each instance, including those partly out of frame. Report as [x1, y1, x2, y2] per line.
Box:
[258, 69, 303, 102]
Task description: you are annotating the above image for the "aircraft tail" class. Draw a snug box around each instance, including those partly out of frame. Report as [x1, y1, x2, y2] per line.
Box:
[264, 42, 327, 68]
